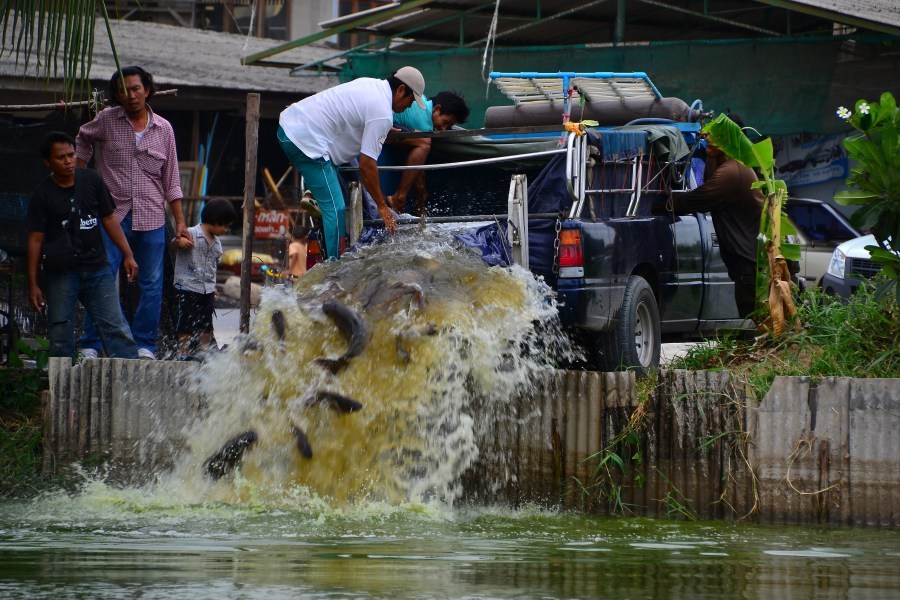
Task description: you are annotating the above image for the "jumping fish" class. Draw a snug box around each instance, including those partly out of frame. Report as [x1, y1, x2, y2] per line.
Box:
[315, 300, 370, 374]
[203, 430, 258, 480]
[310, 390, 364, 413]
[395, 322, 438, 364]
[271, 309, 287, 341]
[291, 424, 313, 459]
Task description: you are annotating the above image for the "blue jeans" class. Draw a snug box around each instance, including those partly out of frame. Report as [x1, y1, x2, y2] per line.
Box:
[43, 268, 138, 359]
[80, 211, 165, 353]
[278, 126, 346, 259]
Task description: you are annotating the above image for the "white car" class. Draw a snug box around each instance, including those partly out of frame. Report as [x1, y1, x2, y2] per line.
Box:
[820, 234, 884, 298]
[783, 198, 861, 286]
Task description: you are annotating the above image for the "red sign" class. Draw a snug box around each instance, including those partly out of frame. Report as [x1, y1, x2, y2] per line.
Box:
[254, 210, 290, 239]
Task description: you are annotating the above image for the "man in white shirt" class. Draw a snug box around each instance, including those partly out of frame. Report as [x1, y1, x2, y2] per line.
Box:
[277, 66, 426, 259]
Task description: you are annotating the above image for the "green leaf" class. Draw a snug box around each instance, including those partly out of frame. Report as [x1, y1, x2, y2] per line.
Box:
[703, 114, 758, 167]
[835, 190, 879, 205]
[781, 242, 801, 262]
[751, 138, 775, 172]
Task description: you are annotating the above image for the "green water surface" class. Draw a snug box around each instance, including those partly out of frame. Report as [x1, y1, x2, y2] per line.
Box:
[1, 489, 897, 599]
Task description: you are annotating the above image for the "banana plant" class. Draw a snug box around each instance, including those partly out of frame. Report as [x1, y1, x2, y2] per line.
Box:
[1, 1, 122, 101]
[701, 114, 801, 334]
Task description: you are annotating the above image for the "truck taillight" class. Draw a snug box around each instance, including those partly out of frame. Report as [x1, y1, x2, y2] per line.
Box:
[558, 229, 583, 267]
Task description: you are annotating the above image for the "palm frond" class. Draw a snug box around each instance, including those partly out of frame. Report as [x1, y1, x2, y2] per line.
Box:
[1, 1, 121, 101]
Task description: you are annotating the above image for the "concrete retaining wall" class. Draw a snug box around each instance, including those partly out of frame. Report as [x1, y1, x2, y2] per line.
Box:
[43, 358, 899, 526]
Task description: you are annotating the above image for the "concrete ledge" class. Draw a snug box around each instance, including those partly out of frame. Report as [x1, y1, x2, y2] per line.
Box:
[43, 358, 900, 526]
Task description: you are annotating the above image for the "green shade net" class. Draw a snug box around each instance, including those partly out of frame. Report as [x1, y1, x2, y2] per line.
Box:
[341, 37, 872, 135]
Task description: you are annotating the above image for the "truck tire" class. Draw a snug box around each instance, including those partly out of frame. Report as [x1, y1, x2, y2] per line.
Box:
[595, 275, 661, 376]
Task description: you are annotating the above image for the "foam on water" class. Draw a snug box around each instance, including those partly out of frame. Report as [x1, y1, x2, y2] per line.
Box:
[151, 230, 574, 508]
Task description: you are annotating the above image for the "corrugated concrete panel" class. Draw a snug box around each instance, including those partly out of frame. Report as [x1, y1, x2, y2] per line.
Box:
[43, 359, 900, 525]
[752, 376, 813, 523]
[847, 378, 900, 527]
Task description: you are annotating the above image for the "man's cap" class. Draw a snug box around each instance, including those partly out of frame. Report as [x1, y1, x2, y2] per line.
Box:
[394, 66, 426, 109]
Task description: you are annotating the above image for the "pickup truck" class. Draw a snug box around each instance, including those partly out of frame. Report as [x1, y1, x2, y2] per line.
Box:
[507, 125, 745, 374]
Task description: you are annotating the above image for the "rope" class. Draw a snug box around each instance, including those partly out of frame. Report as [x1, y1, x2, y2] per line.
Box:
[481, 0, 501, 96]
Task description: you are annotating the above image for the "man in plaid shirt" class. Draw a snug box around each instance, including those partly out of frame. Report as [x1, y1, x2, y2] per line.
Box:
[76, 66, 187, 360]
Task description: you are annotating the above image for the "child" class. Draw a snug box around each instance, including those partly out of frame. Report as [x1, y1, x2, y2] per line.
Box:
[171, 198, 237, 359]
[286, 209, 312, 281]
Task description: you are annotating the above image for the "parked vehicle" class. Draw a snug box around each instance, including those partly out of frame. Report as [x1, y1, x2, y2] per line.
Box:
[485, 72, 739, 374]
[783, 198, 860, 286]
[820, 234, 886, 298]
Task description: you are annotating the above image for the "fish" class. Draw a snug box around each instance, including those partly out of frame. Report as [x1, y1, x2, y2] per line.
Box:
[271, 309, 287, 341]
[315, 300, 370, 374]
[291, 424, 313, 459]
[309, 390, 364, 413]
[203, 430, 258, 480]
[396, 322, 439, 364]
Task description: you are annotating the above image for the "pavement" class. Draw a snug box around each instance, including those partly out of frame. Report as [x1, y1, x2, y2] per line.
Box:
[213, 301, 251, 348]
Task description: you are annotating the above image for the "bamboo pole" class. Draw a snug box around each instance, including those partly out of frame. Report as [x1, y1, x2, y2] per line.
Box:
[240, 93, 260, 334]
[0, 88, 177, 111]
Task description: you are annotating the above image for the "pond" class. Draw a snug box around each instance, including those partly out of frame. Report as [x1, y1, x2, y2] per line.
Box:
[1, 494, 897, 599]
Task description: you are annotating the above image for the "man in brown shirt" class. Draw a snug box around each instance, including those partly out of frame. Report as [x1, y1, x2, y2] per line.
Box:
[670, 132, 764, 318]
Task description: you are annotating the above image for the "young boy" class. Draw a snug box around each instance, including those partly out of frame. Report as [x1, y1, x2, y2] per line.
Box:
[285, 209, 312, 281]
[170, 199, 237, 359]
[25, 131, 139, 360]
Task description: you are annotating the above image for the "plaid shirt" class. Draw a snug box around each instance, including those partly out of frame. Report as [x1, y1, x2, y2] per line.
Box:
[76, 105, 182, 231]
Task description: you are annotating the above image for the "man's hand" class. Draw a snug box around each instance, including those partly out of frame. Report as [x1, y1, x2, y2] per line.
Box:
[28, 284, 45, 313]
[378, 204, 397, 234]
[123, 256, 139, 282]
[176, 223, 191, 242]
[173, 234, 194, 250]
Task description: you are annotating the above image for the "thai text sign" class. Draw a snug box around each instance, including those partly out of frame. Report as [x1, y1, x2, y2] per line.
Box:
[254, 210, 290, 239]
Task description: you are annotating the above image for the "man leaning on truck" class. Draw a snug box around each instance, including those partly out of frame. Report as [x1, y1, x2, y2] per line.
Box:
[668, 116, 764, 319]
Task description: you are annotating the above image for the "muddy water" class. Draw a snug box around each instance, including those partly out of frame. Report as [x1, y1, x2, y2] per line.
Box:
[2, 230, 898, 597]
[1, 498, 898, 598]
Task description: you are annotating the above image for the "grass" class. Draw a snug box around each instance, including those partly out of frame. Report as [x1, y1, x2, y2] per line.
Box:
[670, 282, 900, 398]
[0, 368, 47, 498]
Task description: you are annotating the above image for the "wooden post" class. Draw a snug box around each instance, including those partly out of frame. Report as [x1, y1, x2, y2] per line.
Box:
[240, 93, 260, 334]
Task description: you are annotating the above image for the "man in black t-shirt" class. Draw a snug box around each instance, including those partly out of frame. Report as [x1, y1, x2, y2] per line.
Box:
[25, 132, 140, 359]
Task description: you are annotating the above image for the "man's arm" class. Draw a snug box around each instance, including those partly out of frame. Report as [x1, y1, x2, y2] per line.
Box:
[671, 160, 737, 214]
[74, 112, 102, 166]
[168, 199, 190, 242]
[359, 154, 397, 233]
[101, 214, 138, 282]
[26, 232, 45, 313]
[160, 123, 189, 240]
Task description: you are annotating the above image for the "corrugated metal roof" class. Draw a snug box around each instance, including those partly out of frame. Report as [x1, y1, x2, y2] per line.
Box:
[759, 0, 900, 31]
[0, 17, 339, 94]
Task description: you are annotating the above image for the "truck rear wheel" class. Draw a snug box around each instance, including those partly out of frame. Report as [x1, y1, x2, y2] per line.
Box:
[594, 275, 660, 376]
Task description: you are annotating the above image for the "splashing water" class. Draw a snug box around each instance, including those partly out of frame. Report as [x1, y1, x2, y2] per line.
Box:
[163, 230, 574, 507]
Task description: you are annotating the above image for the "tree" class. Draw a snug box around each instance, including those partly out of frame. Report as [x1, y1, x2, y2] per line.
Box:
[835, 93, 900, 301]
[1, 2, 121, 100]
[702, 114, 801, 336]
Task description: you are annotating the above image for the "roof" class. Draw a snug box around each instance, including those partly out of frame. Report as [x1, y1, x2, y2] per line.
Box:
[244, 0, 900, 71]
[0, 16, 339, 96]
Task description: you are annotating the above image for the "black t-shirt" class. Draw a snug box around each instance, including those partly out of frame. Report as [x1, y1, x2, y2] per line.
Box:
[25, 168, 116, 272]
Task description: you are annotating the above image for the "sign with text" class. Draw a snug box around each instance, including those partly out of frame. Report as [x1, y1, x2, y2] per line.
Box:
[254, 210, 290, 239]
[772, 133, 849, 188]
